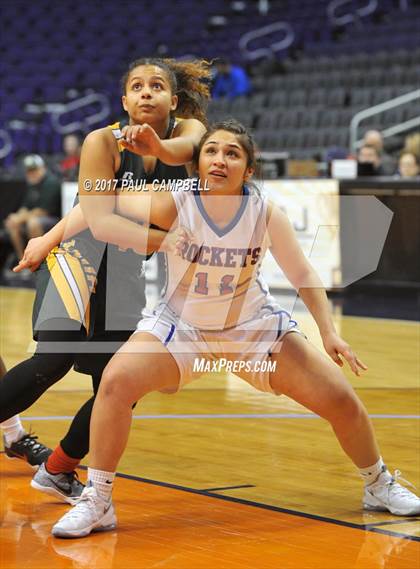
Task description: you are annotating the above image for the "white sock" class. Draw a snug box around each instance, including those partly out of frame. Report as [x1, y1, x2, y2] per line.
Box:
[88, 467, 115, 502]
[1, 415, 26, 446]
[359, 457, 388, 486]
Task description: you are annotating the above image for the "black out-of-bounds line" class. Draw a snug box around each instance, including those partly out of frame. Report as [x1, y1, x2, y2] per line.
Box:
[363, 518, 420, 528]
[200, 484, 255, 492]
[103, 468, 419, 543]
[3, 458, 416, 543]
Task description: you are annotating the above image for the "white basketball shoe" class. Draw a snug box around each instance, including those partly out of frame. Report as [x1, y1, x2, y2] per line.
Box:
[363, 469, 420, 516]
[52, 484, 117, 538]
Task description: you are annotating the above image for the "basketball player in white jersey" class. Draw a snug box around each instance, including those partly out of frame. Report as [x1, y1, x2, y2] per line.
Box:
[52, 120, 420, 538]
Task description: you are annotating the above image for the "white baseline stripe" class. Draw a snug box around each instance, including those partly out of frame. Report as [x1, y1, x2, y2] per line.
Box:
[18, 413, 420, 421]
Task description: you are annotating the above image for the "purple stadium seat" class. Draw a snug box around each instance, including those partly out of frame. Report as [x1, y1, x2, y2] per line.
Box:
[1, 0, 419, 164]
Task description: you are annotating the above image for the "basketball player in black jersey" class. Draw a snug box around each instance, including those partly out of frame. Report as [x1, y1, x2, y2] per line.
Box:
[1, 58, 210, 502]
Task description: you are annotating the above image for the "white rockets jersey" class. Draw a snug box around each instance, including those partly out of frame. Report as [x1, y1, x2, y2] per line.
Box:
[162, 186, 280, 330]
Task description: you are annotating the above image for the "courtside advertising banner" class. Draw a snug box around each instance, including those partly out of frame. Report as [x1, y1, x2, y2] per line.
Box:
[261, 179, 341, 290]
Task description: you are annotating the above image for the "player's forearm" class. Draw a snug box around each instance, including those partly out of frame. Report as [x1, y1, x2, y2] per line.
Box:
[39, 217, 68, 250]
[62, 204, 89, 239]
[89, 213, 166, 254]
[39, 204, 88, 249]
[157, 137, 195, 165]
[298, 286, 336, 337]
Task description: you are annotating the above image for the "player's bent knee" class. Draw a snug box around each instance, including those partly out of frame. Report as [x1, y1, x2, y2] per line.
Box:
[329, 389, 365, 424]
[99, 367, 136, 405]
[100, 364, 153, 404]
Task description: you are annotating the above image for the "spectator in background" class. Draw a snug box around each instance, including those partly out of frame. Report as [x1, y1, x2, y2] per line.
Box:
[4, 155, 61, 261]
[212, 58, 251, 99]
[58, 133, 81, 181]
[362, 130, 395, 175]
[357, 144, 384, 176]
[403, 132, 420, 159]
[397, 151, 420, 178]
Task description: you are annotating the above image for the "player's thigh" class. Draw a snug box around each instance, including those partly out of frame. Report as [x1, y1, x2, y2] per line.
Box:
[269, 332, 360, 420]
[101, 332, 181, 402]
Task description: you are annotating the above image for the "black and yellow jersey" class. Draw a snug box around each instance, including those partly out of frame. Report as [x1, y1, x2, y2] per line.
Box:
[33, 117, 189, 362]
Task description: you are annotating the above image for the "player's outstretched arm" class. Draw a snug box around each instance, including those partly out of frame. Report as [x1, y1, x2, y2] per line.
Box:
[120, 119, 206, 166]
[267, 202, 367, 376]
[13, 203, 89, 272]
[117, 184, 177, 230]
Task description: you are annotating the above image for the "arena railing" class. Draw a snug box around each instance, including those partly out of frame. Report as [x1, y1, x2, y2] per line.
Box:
[349, 88, 420, 152]
[327, 0, 378, 27]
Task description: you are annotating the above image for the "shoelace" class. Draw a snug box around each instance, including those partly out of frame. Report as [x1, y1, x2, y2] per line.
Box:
[63, 470, 81, 482]
[388, 470, 417, 497]
[19, 433, 46, 455]
[60, 470, 83, 491]
[63, 487, 100, 520]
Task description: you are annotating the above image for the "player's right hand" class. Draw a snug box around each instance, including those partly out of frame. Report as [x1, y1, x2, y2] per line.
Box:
[120, 124, 163, 157]
[161, 226, 193, 256]
[13, 237, 50, 272]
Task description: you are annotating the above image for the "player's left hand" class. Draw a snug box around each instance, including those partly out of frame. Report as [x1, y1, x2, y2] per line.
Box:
[120, 124, 163, 157]
[322, 331, 368, 377]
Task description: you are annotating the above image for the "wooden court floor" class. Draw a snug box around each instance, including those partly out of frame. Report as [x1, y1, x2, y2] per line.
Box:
[1, 286, 419, 568]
